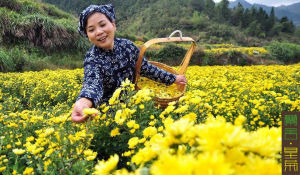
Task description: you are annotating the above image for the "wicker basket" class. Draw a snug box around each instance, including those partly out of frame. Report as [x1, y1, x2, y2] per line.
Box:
[135, 30, 196, 108]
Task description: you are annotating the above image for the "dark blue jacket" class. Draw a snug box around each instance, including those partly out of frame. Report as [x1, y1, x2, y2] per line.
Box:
[77, 38, 176, 107]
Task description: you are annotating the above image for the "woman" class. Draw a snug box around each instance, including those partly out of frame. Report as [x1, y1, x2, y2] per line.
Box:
[71, 4, 187, 123]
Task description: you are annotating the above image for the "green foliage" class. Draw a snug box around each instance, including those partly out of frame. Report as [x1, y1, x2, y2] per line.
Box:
[0, 0, 299, 73]
[295, 27, 300, 39]
[217, 0, 231, 21]
[8, 47, 29, 72]
[227, 50, 248, 66]
[207, 23, 234, 41]
[191, 11, 209, 29]
[202, 50, 257, 66]
[144, 44, 187, 65]
[1, 0, 74, 18]
[0, 0, 21, 12]
[246, 20, 262, 37]
[0, 45, 84, 72]
[116, 32, 137, 41]
[0, 0, 91, 73]
[41, 3, 73, 19]
[90, 123, 132, 168]
[270, 23, 283, 36]
[280, 16, 295, 33]
[202, 52, 215, 65]
[0, 47, 32, 72]
[265, 42, 300, 63]
[6, 0, 299, 50]
[266, 7, 276, 32]
[190, 0, 205, 11]
[8, 0, 298, 46]
[19, 0, 42, 14]
[0, 50, 14, 72]
[0, 0, 89, 52]
[231, 3, 244, 26]
[156, 44, 186, 63]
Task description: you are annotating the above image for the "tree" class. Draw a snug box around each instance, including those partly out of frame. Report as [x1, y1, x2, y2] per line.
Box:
[246, 20, 262, 37]
[190, 0, 205, 12]
[249, 7, 258, 22]
[241, 8, 251, 28]
[191, 11, 202, 28]
[295, 27, 300, 39]
[265, 7, 276, 34]
[217, 0, 231, 22]
[280, 16, 295, 33]
[270, 23, 282, 36]
[231, 3, 244, 26]
[256, 7, 269, 31]
[203, 0, 215, 18]
[191, 11, 209, 29]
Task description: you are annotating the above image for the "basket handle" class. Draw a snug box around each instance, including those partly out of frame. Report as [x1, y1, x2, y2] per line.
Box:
[134, 31, 196, 84]
[168, 30, 183, 39]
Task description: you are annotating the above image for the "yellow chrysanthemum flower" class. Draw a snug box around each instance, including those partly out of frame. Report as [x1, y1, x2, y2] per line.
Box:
[128, 137, 139, 149]
[0, 167, 6, 173]
[13, 148, 26, 155]
[84, 149, 97, 161]
[137, 77, 182, 98]
[143, 127, 157, 138]
[23, 167, 34, 175]
[93, 154, 119, 175]
[83, 108, 99, 116]
[110, 128, 120, 137]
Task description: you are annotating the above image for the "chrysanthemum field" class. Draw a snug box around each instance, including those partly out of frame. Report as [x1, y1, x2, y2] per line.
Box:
[0, 64, 299, 175]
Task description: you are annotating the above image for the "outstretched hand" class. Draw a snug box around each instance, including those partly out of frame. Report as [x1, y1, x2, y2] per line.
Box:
[174, 75, 187, 85]
[71, 97, 93, 123]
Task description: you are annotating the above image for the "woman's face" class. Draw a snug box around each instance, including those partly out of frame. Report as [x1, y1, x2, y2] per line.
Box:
[86, 12, 116, 50]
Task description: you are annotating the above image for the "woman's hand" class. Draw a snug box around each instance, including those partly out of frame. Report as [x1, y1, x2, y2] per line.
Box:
[71, 97, 93, 123]
[174, 75, 187, 85]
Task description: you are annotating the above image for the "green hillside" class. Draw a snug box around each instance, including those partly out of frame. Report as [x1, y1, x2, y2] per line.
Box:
[0, 0, 90, 72]
[0, 0, 300, 72]
[44, 0, 300, 45]
[0, 0, 90, 51]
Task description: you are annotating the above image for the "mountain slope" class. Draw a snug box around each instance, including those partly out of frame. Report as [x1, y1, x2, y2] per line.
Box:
[277, 2, 300, 26]
[41, 0, 299, 46]
[277, 2, 300, 14]
[0, 0, 90, 72]
[0, 0, 89, 51]
[229, 0, 300, 26]
[229, 0, 251, 8]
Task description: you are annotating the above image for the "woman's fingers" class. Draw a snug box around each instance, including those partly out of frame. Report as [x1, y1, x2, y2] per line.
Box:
[71, 106, 86, 123]
[71, 98, 93, 123]
[175, 75, 187, 85]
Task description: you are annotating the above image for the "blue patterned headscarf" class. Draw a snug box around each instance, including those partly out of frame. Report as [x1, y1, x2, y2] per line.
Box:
[78, 4, 115, 37]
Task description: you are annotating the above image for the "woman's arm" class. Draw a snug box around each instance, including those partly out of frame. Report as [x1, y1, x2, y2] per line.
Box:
[72, 52, 104, 122]
[140, 57, 186, 85]
[76, 60, 104, 107]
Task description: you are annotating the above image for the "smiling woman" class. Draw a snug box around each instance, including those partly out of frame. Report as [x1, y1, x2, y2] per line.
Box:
[71, 4, 187, 123]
